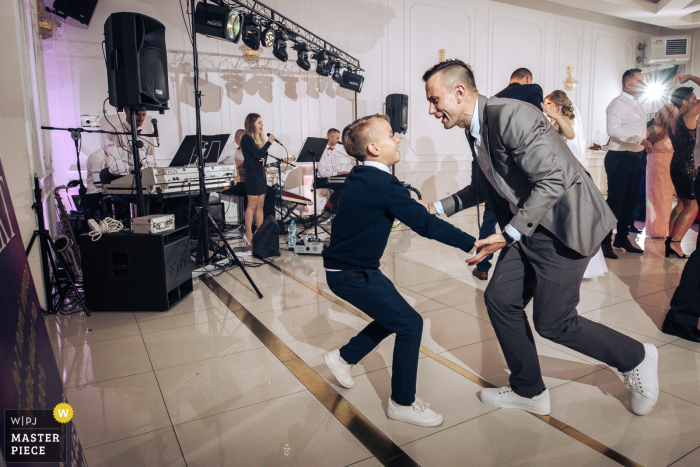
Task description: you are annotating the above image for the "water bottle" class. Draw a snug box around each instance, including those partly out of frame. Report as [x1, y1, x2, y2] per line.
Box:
[287, 220, 297, 250]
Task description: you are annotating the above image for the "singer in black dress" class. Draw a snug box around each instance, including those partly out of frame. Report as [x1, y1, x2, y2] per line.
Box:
[241, 113, 276, 244]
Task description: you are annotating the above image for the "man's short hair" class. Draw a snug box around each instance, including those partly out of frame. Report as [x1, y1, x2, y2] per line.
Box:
[327, 128, 340, 136]
[422, 59, 478, 93]
[510, 68, 532, 81]
[235, 129, 245, 137]
[622, 68, 642, 87]
[341, 114, 390, 162]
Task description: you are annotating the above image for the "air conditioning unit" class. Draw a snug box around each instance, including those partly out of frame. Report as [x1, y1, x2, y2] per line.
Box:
[643, 36, 691, 65]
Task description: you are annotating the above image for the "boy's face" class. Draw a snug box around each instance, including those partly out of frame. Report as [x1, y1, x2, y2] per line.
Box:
[367, 119, 401, 166]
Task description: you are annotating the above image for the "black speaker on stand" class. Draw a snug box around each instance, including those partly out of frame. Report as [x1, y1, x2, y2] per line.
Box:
[104, 12, 169, 112]
[386, 93, 408, 134]
[53, 0, 98, 26]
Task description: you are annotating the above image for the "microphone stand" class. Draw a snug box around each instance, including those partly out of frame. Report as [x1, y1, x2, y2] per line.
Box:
[40, 124, 158, 222]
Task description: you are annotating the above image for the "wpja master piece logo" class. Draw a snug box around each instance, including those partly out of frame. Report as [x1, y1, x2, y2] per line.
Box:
[4, 403, 73, 462]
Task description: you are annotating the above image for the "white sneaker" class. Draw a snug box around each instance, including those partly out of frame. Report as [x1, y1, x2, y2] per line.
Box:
[479, 386, 551, 415]
[323, 349, 354, 388]
[623, 343, 659, 416]
[386, 397, 443, 427]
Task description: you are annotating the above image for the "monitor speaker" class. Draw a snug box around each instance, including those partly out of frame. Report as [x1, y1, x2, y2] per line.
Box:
[386, 94, 408, 134]
[252, 215, 280, 259]
[78, 227, 192, 311]
[104, 12, 169, 112]
[53, 0, 98, 26]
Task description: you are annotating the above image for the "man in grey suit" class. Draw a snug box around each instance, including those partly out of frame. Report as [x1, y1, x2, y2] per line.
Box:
[422, 59, 659, 416]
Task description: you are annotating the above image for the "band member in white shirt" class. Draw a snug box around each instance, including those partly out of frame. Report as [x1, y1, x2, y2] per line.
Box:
[86, 150, 109, 195]
[218, 129, 246, 169]
[317, 128, 349, 211]
[100, 109, 156, 185]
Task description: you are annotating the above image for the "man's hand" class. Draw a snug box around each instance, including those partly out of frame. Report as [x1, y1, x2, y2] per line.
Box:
[588, 143, 602, 151]
[641, 139, 653, 153]
[466, 233, 507, 266]
[338, 171, 349, 175]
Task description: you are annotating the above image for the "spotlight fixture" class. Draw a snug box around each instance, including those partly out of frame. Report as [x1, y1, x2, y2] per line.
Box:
[241, 14, 261, 50]
[194, 1, 241, 42]
[262, 26, 275, 48]
[339, 70, 364, 93]
[330, 62, 343, 84]
[272, 30, 289, 62]
[293, 44, 310, 71]
[313, 51, 332, 76]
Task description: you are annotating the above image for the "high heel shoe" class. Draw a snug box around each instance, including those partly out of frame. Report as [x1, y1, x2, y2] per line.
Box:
[664, 237, 672, 247]
[243, 235, 252, 248]
[665, 240, 687, 258]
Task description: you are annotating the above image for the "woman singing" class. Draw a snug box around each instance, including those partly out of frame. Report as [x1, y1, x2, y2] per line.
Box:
[241, 113, 275, 244]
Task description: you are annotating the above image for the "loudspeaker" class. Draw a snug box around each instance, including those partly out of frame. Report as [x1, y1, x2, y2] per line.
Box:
[104, 12, 169, 112]
[78, 226, 192, 311]
[386, 94, 408, 134]
[53, 0, 98, 26]
[252, 215, 280, 259]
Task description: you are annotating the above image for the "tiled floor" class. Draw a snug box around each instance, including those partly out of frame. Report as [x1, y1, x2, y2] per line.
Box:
[44, 210, 700, 467]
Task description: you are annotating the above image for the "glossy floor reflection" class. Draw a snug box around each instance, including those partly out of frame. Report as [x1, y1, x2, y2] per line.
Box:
[45, 210, 700, 467]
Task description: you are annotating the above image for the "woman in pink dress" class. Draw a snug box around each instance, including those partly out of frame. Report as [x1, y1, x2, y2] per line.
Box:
[646, 104, 676, 238]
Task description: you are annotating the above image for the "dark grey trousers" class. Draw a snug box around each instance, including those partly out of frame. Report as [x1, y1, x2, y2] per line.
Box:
[484, 227, 646, 398]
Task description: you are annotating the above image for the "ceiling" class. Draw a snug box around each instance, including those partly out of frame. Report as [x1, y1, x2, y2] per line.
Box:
[546, 0, 700, 30]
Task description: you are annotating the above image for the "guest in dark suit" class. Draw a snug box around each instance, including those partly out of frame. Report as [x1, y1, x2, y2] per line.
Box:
[495, 68, 544, 109]
[423, 59, 659, 417]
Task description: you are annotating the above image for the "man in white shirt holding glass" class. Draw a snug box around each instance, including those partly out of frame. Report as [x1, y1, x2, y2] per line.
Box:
[602, 68, 668, 259]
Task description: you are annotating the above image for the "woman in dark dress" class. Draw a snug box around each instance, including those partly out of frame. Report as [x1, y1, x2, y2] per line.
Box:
[667, 82, 700, 258]
[241, 113, 275, 244]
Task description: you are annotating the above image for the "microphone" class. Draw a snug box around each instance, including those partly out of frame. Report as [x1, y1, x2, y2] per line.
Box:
[267, 133, 284, 146]
[151, 118, 159, 144]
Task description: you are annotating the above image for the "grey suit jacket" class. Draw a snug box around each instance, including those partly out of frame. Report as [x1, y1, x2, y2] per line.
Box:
[440, 95, 617, 257]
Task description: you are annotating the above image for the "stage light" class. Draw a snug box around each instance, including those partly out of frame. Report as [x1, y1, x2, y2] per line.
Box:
[644, 81, 667, 102]
[241, 14, 261, 50]
[194, 2, 241, 42]
[294, 44, 310, 71]
[262, 27, 275, 48]
[272, 30, 289, 62]
[313, 51, 332, 76]
[330, 62, 343, 84]
[340, 70, 364, 93]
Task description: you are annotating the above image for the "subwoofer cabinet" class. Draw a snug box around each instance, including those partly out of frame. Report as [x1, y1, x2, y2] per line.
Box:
[78, 226, 192, 312]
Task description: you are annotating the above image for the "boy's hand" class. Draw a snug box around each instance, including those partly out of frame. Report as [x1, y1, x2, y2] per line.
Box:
[466, 233, 507, 266]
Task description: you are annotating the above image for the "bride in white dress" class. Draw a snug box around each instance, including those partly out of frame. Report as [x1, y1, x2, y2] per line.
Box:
[542, 90, 608, 279]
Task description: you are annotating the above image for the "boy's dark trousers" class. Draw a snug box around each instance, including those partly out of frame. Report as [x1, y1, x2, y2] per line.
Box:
[327, 268, 423, 406]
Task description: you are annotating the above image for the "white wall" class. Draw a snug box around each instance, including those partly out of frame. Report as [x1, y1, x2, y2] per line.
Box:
[44, 0, 664, 206]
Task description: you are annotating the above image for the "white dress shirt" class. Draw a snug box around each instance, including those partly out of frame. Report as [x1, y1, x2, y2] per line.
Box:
[86, 150, 109, 194]
[432, 101, 522, 241]
[104, 119, 156, 176]
[218, 142, 244, 168]
[606, 92, 662, 152]
[318, 145, 345, 177]
[364, 161, 391, 173]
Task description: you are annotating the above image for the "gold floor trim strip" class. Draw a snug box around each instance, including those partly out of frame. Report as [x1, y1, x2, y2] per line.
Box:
[201, 275, 419, 467]
[263, 260, 644, 467]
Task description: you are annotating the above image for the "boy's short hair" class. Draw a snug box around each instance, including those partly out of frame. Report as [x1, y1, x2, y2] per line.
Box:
[341, 114, 390, 162]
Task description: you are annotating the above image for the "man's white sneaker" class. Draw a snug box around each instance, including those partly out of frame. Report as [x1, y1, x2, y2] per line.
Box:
[386, 397, 443, 427]
[623, 343, 659, 416]
[479, 386, 551, 415]
[323, 349, 354, 388]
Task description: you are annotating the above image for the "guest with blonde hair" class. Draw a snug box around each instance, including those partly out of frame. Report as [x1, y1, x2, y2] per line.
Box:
[646, 103, 677, 238]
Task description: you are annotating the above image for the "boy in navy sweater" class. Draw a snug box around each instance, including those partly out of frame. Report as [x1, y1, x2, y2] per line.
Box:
[322, 114, 476, 427]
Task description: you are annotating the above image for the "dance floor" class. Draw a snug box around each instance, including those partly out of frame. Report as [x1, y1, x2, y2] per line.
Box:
[45, 208, 700, 467]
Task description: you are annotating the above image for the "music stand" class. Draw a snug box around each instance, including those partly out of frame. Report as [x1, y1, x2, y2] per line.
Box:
[296, 137, 330, 240]
[170, 134, 230, 167]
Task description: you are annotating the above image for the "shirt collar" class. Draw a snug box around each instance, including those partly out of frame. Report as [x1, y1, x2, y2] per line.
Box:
[621, 91, 636, 101]
[364, 161, 391, 173]
[469, 99, 480, 140]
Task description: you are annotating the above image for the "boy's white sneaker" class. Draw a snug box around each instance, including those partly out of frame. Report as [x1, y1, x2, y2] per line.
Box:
[623, 343, 659, 416]
[323, 349, 354, 388]
[386, 397, 444, 427]
[479, 386, 551, 415]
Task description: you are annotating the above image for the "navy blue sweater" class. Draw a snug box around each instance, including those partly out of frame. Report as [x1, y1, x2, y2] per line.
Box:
[323, 165, 476, 270]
